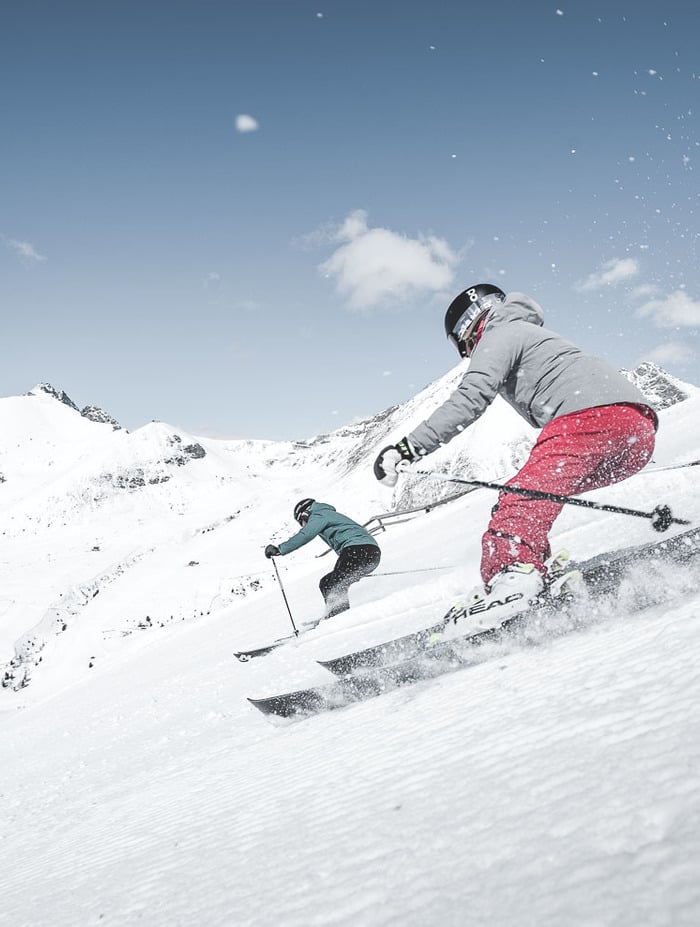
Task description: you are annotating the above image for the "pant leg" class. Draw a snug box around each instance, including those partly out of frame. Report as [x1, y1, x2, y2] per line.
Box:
[319, 544, 381, 617]
[481, 404, 656, 584]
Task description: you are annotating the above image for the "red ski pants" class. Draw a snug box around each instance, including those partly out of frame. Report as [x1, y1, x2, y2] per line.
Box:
[481, 403, 657, 584]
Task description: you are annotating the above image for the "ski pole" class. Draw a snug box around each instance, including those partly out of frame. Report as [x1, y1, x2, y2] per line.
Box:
[270, 558, 299, 637]
[646, 458, 700, 474]
[366, 566, 453, 577]
[411, 468, 690, 532]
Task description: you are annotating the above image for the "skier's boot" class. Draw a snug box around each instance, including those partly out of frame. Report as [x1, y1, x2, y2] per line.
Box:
[545, 549, 571, 577]
[442, 562, 545, 636]
[544, 549, 583, 600]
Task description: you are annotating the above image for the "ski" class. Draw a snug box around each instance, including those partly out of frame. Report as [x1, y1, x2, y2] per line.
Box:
[248, 674, 384, 717]
[234, 638, 294, 662]
[234, 618, 322, 662]
[249, 525, 700, 717]
[318, 524, 700, 675]
[247, 652, 465, 718]
[247, 629, 515, 718]
[318, 620, 448, 670]
[237, 617, 449, 664]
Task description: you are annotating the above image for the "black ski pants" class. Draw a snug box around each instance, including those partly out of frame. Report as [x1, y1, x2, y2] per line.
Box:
[319, 544, 381, 618]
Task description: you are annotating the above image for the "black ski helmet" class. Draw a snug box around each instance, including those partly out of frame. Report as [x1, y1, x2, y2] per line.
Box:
[444, 284, 506, 357]
[293, 498, 315, 525]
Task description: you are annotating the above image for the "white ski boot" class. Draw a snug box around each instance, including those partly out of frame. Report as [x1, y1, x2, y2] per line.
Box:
[442, 562, 545, 636]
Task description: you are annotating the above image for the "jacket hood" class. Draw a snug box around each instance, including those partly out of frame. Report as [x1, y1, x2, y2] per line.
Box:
[493, 292, 545, 327]
[310, 502, 337, 515]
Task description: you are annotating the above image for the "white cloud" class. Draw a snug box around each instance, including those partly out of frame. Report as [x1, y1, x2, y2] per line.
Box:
[235, 114, 259, 133]
[641, 341, 695, 367]
[635, 289, 700, 328]
[628, 283, 657, 301]
[233, 297, 260, 313]
[318, 209, 459, 310]
[5, 237, 47, 262]
[575, 257, 639, 292]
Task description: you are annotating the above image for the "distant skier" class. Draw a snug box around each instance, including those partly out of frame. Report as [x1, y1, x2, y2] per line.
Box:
[373, 284, 658, 622]
[265, 499, 381, 619]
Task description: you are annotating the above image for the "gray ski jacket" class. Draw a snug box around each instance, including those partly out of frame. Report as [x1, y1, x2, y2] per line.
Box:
[409, 292, 654, 456]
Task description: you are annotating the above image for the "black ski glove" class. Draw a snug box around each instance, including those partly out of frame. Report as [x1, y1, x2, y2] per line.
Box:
[373, 437, 415, 487]
[264, 544, 281, 559]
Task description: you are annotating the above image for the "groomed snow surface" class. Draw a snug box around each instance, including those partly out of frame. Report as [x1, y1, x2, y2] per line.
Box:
[2, 385, 700, 926]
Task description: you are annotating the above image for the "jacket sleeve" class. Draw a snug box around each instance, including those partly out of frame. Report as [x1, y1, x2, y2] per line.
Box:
[408, 327, 521, 455]
[278, 512, 326, 555]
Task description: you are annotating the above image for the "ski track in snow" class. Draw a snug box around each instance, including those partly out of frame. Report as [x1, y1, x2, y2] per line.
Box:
[2, 596, 700, 926]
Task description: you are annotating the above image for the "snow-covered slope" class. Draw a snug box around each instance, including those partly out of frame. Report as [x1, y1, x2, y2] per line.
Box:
[0, 363, 695, 690]
[1, 366, 700, 925]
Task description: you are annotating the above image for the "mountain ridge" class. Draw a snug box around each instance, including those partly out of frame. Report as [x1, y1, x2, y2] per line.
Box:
[27, 382, 123, 430]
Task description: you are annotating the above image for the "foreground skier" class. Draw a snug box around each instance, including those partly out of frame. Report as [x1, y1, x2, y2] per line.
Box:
[373, 284, 658, 622]
[265, 499, 381, 619]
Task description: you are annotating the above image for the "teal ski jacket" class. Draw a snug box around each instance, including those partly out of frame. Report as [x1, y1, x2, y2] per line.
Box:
[278, 502, 379, 556]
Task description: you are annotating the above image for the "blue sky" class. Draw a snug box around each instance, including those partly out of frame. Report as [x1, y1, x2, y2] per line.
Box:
[2, 0, 699, 439]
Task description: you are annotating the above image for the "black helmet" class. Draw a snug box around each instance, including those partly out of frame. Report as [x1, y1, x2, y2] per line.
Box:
[293, 498, 315, 525]
[444, 284, 506, 357]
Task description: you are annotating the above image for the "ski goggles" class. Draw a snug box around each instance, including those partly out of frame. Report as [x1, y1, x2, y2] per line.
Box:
[294, 506, 313, 525]
[447, 298, 496, 356]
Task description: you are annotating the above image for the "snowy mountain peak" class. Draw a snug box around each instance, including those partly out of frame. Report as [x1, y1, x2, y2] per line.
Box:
[622, 361, 693, 410]
[80, 405, 123, 430]
[28, 382, 79, 411]
[27, 382, 123, 429]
